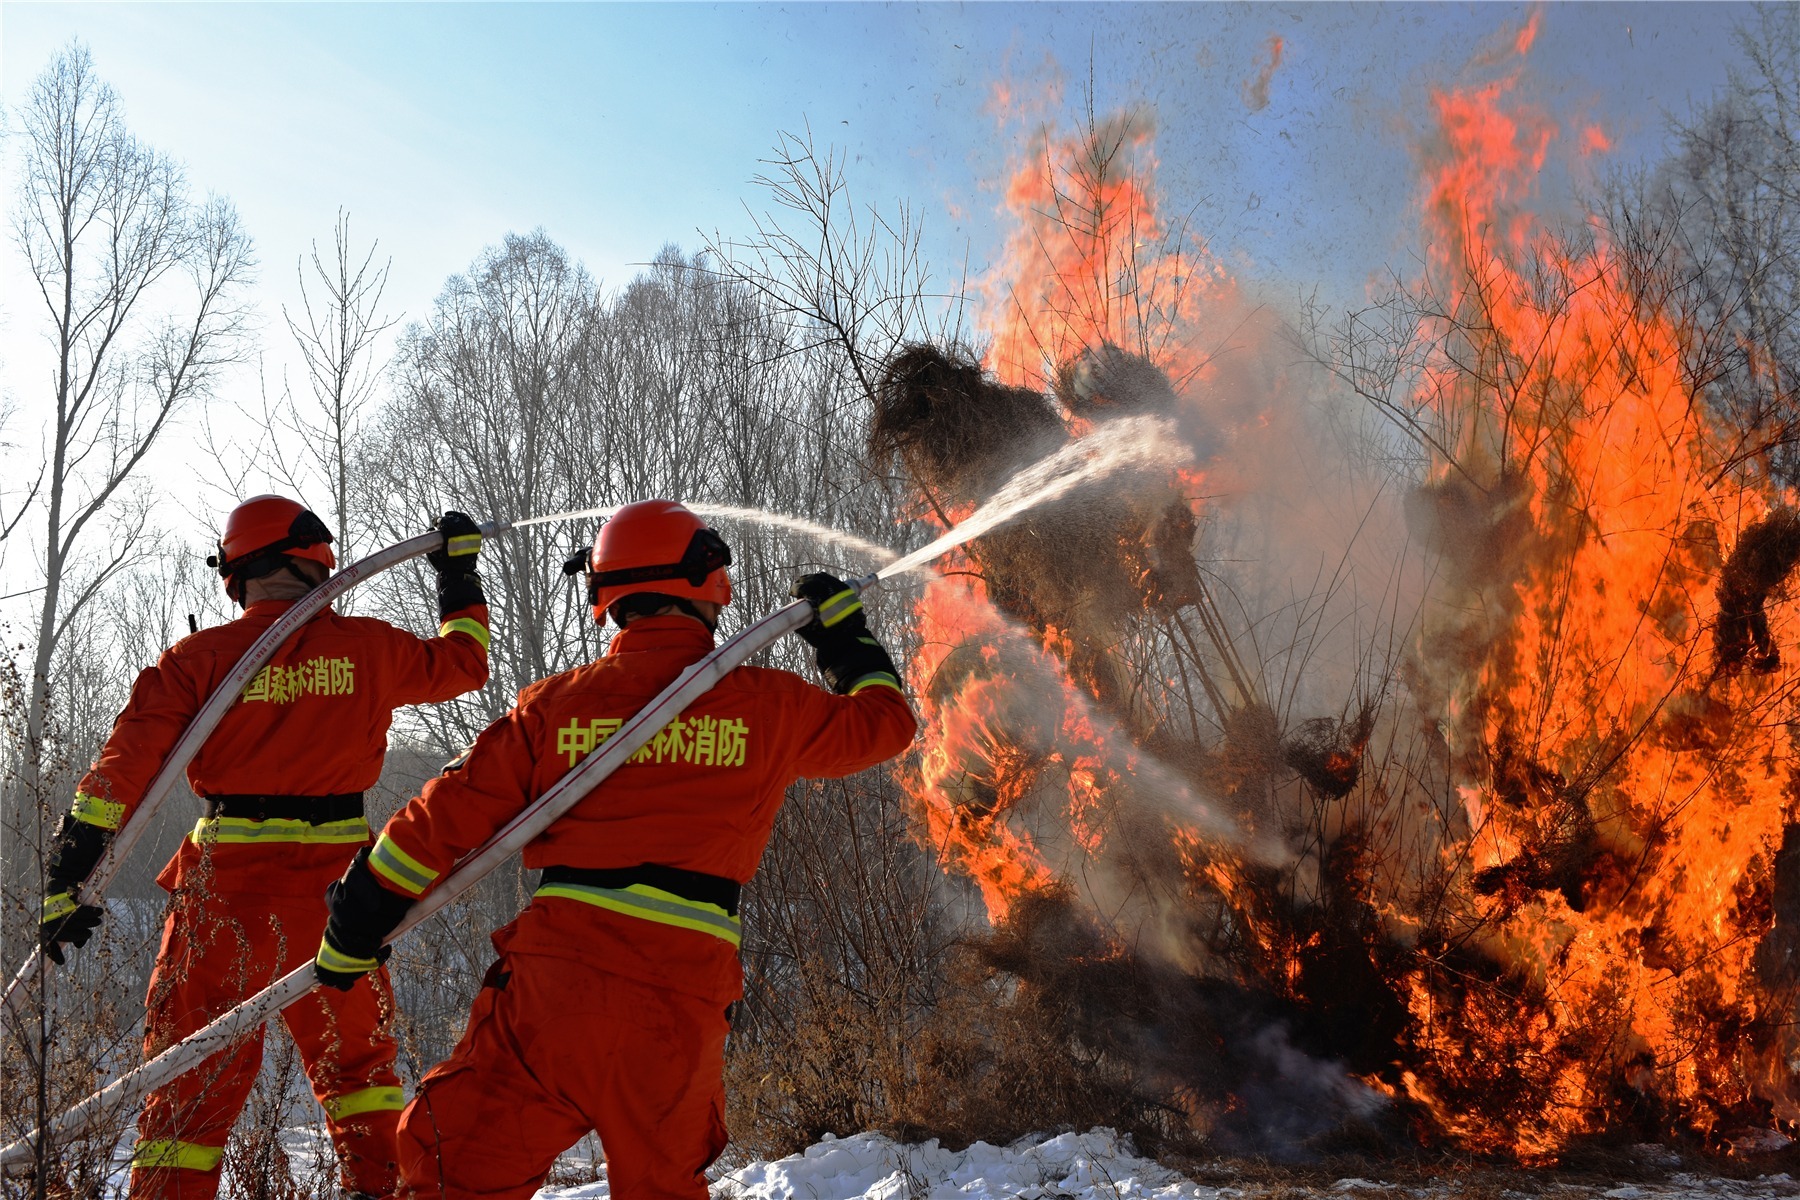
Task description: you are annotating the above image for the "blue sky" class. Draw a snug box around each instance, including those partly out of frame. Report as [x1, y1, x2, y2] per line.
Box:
[0, 2, 1754, 508]
[2, 4, 1749, 303]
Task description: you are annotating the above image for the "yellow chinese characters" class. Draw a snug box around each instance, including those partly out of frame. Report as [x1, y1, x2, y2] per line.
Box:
[241, 656, 356, 705]
[556, 714, 749, 769]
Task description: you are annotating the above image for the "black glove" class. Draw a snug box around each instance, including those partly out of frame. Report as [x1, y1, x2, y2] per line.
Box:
[41, 816, 110, 965]
[789, 573, 902, 696]
[426, 511, 486, 615]
[314, 849, 414, 991]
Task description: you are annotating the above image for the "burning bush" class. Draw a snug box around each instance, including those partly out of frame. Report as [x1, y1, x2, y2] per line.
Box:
[1054, 342, 1183, 420]
[875, 335, 1417, 1157]
[876, 18, 1800, 1165]
[871, 341, 1200, 718]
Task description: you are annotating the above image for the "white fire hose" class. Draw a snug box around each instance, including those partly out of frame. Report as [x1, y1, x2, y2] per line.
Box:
[0, 520, 516, 1037]
[0, 571, 879, 1174]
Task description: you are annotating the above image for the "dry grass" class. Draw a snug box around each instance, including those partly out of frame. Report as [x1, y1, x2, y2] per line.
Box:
[1053, 342, 1182, 420]
[869, 343, 1067, 510]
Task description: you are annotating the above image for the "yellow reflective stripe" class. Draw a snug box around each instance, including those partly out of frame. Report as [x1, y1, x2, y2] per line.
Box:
[369, 834, 437, 896]
[71, 792, 124, 830]
[322, 1085, 405, 1121]
[439, 616, 490, 651]
[42, 892, 77, 923]
[816, 587, 862, 627]
[314, 940, 381, 976]
[131, 1139, 224, 1172]
[189, 816, 370, 845]
[535, 882, 742, 947]
[446, 533, 482, 556]
[847, 673, 903, 695]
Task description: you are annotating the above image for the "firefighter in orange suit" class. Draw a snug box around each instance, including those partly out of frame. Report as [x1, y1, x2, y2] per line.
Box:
[38, 496, 492, 1200]
[311, 499, 916, 1200]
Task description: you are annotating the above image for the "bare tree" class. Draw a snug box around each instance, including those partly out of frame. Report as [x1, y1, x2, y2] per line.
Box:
[1602, 6, 1800, 484]
[707, 125, 969, 419]
[271, 210, 395, 560]
[7, 41, 254, 815]
[0, 396, 43, 552]
[354, 228, 605, 742]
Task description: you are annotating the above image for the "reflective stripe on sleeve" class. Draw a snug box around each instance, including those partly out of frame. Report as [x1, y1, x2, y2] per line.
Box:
[42, 892, 77, 923]
[847, 673, 903, 695]
[438, 617, 490, 651]
[368, 834, 437, 896]
[190, 817, 370, 846]
[446, 533, 483, 556]
[314, 940, 382, 977]
[130, 1140, 225, 1172]
[322, 1085, 406, 1121]
[535, 882, 742, 947]
[70, 792, 124, 830]
[816, 588, 863, 627]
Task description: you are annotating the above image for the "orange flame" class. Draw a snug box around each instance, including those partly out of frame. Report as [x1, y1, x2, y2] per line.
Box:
[908, 571, 1131, 921]
[981, 108, 1231, 392]
[1399, 19, 1798, 1156]
[899, 20, 1800, 1160]
[901, 107, 1231, 929]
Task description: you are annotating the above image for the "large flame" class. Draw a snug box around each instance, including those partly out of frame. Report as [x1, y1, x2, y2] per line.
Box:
[904, 111, 1220, 930]
[981, 106, 1230, 393]
[896, 20, 1800, 1161]
[1395, 24, 1799, 1158]
[911, 574, 1060, 920]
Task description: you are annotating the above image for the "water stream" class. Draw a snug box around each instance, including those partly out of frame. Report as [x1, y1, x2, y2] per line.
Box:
[506, 506, 619, 528]
[505, 413, 1191, 588]
[509, 503, 896, 568]
[687, 504, 896, 565]
[874, 414, 1190, 581]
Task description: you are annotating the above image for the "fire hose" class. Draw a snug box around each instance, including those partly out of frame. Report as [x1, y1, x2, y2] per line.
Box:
[0, 520, 517, 1040]
[0, 572, 878, 1173]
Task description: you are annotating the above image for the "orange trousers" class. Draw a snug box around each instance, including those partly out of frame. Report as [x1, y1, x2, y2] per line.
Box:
[131, 887, 403, 1200]
[397, 951, 729, 1200]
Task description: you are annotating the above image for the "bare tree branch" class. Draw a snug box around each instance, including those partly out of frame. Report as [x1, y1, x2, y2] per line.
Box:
[7, 40, 254, 830]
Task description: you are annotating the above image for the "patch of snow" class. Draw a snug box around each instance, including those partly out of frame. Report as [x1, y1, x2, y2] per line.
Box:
[1631, 1175, 1800, 1200]
[539, 1128, 1210, 1200]
[1730, 1130, 1795, 1156]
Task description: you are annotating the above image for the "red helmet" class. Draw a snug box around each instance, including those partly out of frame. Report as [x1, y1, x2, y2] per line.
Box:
[209, 495, 335, 596]
[576, 500, 731, 621]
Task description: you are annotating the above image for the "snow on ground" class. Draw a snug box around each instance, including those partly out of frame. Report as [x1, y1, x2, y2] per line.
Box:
[713, 1129, 1203, 1200]
[539, 1129, 1204, 1199]
[533, 1130, 1800, 1200]
[83, 1122, 1800, 1199]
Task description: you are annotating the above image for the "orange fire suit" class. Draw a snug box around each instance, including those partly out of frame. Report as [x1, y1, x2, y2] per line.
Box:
[363, 615, 915, 1200]
[68, 596, 489, 1200]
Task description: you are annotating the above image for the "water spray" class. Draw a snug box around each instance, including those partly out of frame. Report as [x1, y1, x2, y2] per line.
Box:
[515, 504, 897, 567]
[513, 413, 1189, 584]
[876, 414, 1188, 581]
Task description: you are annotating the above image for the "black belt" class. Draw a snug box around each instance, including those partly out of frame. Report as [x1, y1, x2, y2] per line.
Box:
[201, 793, 365, 824]
[539, 864, 741, 916]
